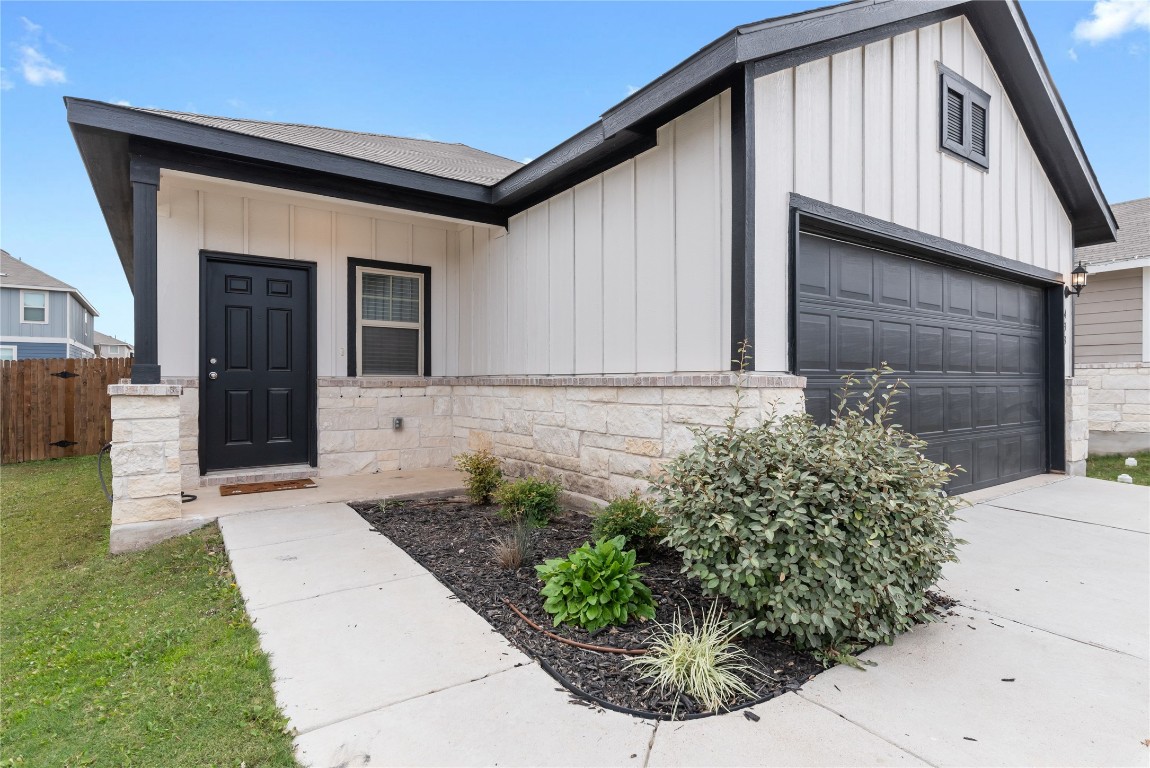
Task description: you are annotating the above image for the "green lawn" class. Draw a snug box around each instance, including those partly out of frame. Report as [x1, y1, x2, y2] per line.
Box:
[1, 456, 297, 767]
[1086, 450, 1150, 487]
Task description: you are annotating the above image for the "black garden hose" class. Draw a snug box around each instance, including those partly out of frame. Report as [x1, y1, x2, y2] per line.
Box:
[97, 442, 197, 504]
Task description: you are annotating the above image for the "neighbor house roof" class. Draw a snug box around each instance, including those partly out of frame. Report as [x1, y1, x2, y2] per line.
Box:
[131, 108, 523, 185]
[67, 0, 1117, 288]
[1075, 198, 1150, 268]
[94, 331, 132, 347]
[0, 250, 99, 315]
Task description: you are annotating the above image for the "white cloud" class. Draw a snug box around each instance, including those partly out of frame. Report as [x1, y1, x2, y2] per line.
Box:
[1073, 0, 1150, 44]
[521, 157, 535, 164]
[10, 18, 67, 87]
[625, 84, 640, 96]
[1068, 48, 1079, 61]
[0, 68, 13, 91]
[114, 99, 131, 106]
[18, 45, 66, 86]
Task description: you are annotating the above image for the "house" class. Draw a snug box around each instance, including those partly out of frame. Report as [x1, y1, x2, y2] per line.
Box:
[94, 331, 134, 358]
[1073, 198, 1149, 455]
[0, 249, 98, 360]
[66, 0, 1116, 547]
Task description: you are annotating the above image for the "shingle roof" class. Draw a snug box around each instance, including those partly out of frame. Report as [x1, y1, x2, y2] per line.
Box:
[0, 250, 100, 314]
[94, 331, 131, 347]
[132, 107, 524, 186]
[1, 249, 78, 291]
[1076, 198, 1150, 267]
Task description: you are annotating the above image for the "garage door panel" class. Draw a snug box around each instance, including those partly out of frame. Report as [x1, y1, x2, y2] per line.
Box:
[798, 234, 1048, 493]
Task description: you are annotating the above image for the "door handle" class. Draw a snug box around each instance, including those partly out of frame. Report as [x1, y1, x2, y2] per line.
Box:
[208, 372, 218, 380]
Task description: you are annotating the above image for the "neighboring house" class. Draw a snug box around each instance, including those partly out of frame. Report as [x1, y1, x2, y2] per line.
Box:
[67, 0, 1117, 546]
[0, 249, 98, 360]
[1073, 198, 1150, 455]
[94, 331, 134, 358]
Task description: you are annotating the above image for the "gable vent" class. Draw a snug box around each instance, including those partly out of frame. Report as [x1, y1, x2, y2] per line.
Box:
[971, 102, 987, 158]
[946, 88, 964, 145]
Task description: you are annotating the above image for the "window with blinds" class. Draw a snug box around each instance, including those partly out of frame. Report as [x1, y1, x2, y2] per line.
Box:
[939, 64, 990, 170]
[356, 268, 423, 376]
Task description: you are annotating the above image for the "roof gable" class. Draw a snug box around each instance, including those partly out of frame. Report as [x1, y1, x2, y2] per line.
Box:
[0, 250, 100, 316]
[1076, 198, 1150, 267]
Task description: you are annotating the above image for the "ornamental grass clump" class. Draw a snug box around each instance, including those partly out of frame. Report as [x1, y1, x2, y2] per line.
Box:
[454, 449, 503, 505]
[535, 535, 656, 632]
[627, 603, 766, 713]
[652, 366, 963, 661]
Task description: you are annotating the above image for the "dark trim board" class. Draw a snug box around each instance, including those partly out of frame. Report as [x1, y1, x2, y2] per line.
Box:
[345, 258, 432, 378]
[130, 158, 160, 384]
[730, 65, 756, 368]
[198, 250, 318, 473]
[1044, 286, 1066, 472]
[789, 194, 1064, 286]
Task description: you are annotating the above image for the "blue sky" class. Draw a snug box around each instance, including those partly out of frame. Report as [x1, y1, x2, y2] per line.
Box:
[2, 1, 1147, 344]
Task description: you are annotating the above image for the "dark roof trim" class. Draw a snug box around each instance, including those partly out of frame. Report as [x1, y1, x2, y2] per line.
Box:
[963, 1, 1115, 246]
[66, 98, 494, 205]
[791, 193, 1065, 285]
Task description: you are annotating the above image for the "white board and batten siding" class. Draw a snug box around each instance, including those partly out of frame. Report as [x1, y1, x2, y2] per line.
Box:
[754, 17, 1075, 372]
[448, 93, 733, 376]
[156, 174, 453, 378]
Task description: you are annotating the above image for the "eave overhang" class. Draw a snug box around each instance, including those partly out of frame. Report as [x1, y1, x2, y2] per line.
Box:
[67, 0, 1116, 290]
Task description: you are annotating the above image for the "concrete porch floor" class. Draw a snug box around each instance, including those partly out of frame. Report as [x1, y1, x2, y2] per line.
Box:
[109, 468, 466, 553]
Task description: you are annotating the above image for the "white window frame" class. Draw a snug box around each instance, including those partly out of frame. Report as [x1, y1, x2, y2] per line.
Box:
[20, 290, 49, 324]
[0, 345, 16, 361]
[355, 266, 424, 377]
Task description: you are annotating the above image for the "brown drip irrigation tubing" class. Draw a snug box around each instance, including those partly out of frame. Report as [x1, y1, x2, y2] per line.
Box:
[502, 599, 648, 656]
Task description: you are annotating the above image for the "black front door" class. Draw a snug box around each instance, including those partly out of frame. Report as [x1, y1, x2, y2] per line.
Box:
[201, 253, 314, 472]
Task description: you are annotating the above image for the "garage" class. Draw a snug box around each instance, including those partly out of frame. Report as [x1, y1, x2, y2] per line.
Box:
[795, 232, 1049, 493]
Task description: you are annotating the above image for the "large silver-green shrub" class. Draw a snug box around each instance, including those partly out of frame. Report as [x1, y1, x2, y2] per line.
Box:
[652, 369, 962, 659]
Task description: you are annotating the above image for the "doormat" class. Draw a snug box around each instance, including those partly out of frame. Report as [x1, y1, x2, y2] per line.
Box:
[219, 478, 317, 496]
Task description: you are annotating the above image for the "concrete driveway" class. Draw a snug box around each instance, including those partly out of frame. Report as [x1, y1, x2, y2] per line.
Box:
[219, 476, 1149, 767]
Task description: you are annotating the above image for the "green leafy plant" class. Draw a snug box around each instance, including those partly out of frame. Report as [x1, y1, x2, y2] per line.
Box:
[454, 449, 503, 505]
[494, 476, 561, 526]
[490, 523, 532, 570]
[592, 492, 666, 555]
[626, 603, 765, 713]
[651, 366, 963, 660]
[535, 535, 657, 632]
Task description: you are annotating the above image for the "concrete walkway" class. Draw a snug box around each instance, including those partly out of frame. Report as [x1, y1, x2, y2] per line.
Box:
[219, 477, 1150, 767]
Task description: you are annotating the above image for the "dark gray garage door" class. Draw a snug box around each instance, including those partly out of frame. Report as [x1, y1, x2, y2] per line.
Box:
[796, 234, 1047, 493]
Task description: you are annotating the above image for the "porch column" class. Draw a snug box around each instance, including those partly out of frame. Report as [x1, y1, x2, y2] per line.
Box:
[130, 156, 161, 384]
[730, 64, 756, 369]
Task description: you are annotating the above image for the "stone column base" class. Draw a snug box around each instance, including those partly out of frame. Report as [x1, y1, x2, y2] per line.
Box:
[108, 384, 184, 537]
[1065, 377, 1089, 476]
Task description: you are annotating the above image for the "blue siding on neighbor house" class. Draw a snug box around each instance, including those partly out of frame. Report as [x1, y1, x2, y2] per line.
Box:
[0, 287, 71, 338]
[69, 296, 94, 349]
[68, 344, 95, 359]
[6, 341, 69, 359]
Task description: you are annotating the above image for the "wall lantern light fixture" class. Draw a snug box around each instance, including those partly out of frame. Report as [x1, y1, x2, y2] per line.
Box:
[1065, 263, 1088, 298]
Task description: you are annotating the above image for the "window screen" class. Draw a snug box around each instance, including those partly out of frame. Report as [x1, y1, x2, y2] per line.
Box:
[21, 292, 46, 323]
[356, 267, 423, 376]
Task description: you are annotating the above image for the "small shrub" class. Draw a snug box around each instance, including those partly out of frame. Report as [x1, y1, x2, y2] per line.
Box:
[495, 476, 561, 526]
[454, 449, 502, 504]
[626, 603, 764, 712]
[592, 492, 666, 555]
[490, 523, 532, 570]
[535, 536, 657, 632]
[652, 367, 963, 658]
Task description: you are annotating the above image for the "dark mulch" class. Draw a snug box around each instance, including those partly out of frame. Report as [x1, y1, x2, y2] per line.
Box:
[351, 497, 826, 718]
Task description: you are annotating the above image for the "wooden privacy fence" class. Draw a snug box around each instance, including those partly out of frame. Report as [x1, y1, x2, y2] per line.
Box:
[1, 357, 133, 464]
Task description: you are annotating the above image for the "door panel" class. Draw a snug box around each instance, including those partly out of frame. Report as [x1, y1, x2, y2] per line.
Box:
[796, 234, 1047, 493]
[202, 256, 312, 472]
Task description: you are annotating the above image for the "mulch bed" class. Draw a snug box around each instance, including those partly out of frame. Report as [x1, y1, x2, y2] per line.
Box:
[351, 497, 826, 719]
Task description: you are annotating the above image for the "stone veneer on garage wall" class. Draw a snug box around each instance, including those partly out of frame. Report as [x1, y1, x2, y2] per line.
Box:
[1074, 363, 1150, 455]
